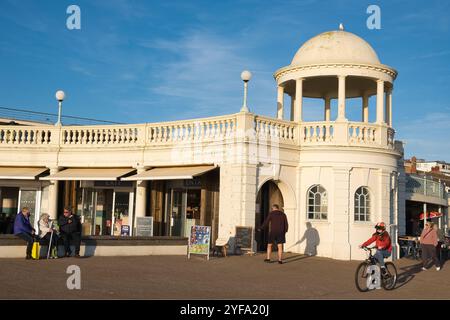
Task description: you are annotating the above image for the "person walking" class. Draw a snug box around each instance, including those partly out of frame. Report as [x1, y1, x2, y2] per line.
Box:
[420, 222, 440, 271]
[13, 207, 35, 260]
[433, 223, 444, 265]
[258, 204, 288, 264]
[39, 213, 59, 258]
[58, 207, 82, 258]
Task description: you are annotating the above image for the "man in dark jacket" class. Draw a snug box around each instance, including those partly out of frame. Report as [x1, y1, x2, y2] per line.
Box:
[58, 207, 82, 258]
[13, 207, 35, 259]
[259, 204, 289, 264]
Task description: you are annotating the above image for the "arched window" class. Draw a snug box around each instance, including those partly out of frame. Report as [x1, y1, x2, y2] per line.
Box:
[307, 185, 328, 220]
[355, 187, 371, 221]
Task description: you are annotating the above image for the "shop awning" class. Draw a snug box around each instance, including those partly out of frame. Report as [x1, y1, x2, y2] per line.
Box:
[121, 165, 217, 181]
[0, 167, 48, 180]
[40, 168, 135, 181]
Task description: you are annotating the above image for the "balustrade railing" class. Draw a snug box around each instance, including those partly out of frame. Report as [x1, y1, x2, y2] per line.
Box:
[62, 126, 140, 145]
[348, 123, 377, 144]
[301, 122, 334, 143]
[254, 116, 297, 144]
[147, 115, 237, 144]
[0, 127, 53, 145]
[0, 115, 398, 150]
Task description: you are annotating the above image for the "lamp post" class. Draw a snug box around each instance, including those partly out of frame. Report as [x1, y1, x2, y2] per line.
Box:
[240, 70, 252, 112]
[55, 90, 65, 126]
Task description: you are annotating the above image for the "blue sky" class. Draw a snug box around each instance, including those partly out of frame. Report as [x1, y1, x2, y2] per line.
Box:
[0, 0, 449, 161]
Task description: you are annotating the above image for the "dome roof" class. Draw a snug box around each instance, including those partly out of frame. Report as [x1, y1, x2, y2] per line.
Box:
[291, 30, 381, 66]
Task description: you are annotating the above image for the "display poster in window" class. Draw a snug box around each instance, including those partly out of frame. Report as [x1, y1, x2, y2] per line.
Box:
[113, 218, 122, 236]
[188, 225, 211, 260]
[121, 225, 130, 236]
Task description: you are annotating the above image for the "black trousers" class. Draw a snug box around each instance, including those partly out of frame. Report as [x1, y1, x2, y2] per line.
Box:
[16, 233, 34, 256]
[421, 244, 440, 268]
[60, 232, 81, 255]
[42, 232, 59, 251]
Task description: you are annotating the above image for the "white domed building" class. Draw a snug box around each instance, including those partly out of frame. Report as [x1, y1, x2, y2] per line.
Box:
[263, 25, 403, 260]
[0, 26, 406, 260]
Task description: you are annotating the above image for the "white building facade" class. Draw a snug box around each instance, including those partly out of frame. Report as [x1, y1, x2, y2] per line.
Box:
[0, 27, 407, 261]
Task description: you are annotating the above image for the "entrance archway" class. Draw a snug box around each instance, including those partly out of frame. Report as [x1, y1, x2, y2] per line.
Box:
[255, 180, 284, 252]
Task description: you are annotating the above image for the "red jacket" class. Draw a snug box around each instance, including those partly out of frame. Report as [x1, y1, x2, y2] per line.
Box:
[362, 232, 392, 252]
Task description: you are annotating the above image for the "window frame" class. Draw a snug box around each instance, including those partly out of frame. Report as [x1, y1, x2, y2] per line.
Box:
[354, 186, 371, 222]
[307, 185, 328, 221]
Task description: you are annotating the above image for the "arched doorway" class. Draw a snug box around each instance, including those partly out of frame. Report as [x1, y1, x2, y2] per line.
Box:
[255, 180, 284, 252]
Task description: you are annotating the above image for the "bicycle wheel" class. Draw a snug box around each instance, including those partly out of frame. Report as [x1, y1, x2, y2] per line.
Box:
[355, 262, 370, 292]
[381, 262, 397, 290]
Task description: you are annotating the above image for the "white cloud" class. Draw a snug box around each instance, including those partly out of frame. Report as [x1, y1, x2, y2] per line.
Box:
[146, 30, 275, 118]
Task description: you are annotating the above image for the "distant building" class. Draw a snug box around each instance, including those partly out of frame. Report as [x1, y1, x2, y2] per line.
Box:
[404, 156, 449, 236]
[415, 159, 450, 176]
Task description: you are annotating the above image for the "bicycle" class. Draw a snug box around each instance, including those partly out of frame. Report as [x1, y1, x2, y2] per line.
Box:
[355, 247, 397, 292]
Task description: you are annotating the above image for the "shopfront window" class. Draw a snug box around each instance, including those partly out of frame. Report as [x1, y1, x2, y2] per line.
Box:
[95, 190, 113, 236]
[0, 187, 19, 234]
[40, 186, 49, 216]
[19, 190, 38, 228]
[185, 189, 201, 237]
[78, 186, 132, 236]
[113, 192, 130, 236]
[168, 188, 202, 237]
[170, 190, 185, 237]
[81, 189, 95, 236]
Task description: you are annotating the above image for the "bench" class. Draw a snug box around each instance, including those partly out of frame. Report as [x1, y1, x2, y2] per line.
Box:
[0, 235, 188, 258]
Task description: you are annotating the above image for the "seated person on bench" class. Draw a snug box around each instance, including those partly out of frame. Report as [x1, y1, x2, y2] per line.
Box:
[13, 207, 35, 260]
[39, 213, 59, 258]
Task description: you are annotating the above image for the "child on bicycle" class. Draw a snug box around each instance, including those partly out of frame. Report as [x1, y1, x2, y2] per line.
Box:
[360, 222, 392, 277]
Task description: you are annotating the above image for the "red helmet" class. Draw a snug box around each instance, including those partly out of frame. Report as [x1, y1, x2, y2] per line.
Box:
[375, 222, 386, 230]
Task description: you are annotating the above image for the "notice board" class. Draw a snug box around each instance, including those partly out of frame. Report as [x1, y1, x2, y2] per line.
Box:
[235, 226, 253, 251]
[135, 217, 153, 237]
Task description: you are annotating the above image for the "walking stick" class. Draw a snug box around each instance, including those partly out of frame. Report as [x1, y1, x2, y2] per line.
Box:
[47, 221, 54, 259]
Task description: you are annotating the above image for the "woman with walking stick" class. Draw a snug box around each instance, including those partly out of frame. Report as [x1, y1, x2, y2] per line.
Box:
[39, 213, 59, 259]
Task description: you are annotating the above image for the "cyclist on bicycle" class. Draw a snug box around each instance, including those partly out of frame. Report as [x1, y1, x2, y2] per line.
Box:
[360, 222, 392, 277]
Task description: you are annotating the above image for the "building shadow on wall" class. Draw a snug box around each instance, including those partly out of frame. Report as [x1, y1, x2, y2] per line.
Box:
[294, 222, 320, 257]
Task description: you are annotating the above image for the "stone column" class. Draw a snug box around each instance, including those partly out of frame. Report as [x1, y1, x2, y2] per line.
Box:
[290, 95, 295, 121]
[295, 78, 304, 122]
[362, 92, 369, 123]
[332, 167, 351, 260]
[397, 154, 407, 236]
[48, 167, 60, 220]
[134, 167, 148, 218]
[217, 163, 257, 253]
[277, 85, 284, 120]
[378, 168, 392, 231]
[376, 79, 385, 124]
[337, 75, 347, 121]
[438, 206, 442, 229]
[324, 96, 331, 121]
[386, 88, 392, 126]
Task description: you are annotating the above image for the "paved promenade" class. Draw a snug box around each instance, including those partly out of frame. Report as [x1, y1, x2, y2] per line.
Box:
[0, 253, 448, 299]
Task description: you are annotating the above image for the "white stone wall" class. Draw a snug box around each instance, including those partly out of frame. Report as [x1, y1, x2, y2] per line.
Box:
[0, 113, 407, 261]
[239, 146, 401, 261]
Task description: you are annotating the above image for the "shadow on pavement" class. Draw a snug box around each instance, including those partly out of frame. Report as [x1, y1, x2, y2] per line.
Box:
[394, 262, 423, 289]
[281, 254, 311, 264]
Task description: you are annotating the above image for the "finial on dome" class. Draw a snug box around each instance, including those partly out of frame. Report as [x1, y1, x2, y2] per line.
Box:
[339, 23, 344, 31]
